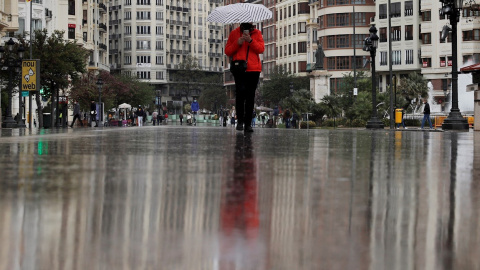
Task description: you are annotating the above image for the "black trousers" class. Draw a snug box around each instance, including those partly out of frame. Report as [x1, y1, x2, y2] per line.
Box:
[233, 71, 260, 126]
[71, 114, 83, 127]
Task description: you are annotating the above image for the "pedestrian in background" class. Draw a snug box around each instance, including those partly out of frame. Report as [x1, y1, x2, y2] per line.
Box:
[421, 99, 433, 129]
[129, 111, 135, 126]
[90, 100, 97, 127]
[292, 112, 298, 129]
[164, 112, 169, 125]
[70, 101, 83, 128]
[152, 111, 158, 126]
[284, 109, 291, 128]
[136, 107, 144, 126]
[180, 113, 184, 125]
[225, 22, 264, 132]
[251, 110, 256, 127]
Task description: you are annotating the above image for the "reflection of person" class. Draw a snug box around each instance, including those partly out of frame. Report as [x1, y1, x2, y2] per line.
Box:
[70, 101, 83, 128]
[220, 133, 261, 268]
[225, 22, 265, 132]
[421, 99, 433, 129]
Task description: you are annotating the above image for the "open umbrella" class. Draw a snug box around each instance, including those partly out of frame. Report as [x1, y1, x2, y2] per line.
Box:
[207, 3, 272, 24]
[256, 106, 273, 112]
[118, 103, 131, 109]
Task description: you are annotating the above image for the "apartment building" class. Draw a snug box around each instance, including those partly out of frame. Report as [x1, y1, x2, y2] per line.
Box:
[314, 0, 375, 93]
[0, 0, 19, 37]
[111, 0, 224, 105]
[375, 0, 422, 93]
[83, 0, 110, 72]
[420, 0, 480, 108]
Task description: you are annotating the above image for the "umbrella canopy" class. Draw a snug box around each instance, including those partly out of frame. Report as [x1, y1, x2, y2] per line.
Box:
[207, 3, 272, 24]
[118, 103, 131, 109]
[256, 106, 273, 112]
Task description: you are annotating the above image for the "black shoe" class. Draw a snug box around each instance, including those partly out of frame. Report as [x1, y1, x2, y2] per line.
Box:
[236, 123, 244, 131]
[244, 126, 254, 133]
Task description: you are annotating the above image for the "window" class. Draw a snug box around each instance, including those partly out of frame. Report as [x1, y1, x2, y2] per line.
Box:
[422, 33, 431, 44]
[354, 13, 366, 25]
[156, 0, 163, 5]
[422, 11, 431, 21]
[327, 58, 336, 70]
[124, 40, 132, 50]
[137, 26, 151, 34]
[68, 0, 75, 15]
[405, 25, 413, 40]
[405, 1, 413, 16]
[391, 26, 401, 41]
[440, 56, 447, 67]
[380, 51, 387, 66]
[293, 43, 296, 54]
[156, 12, 163, 20]
[137, 71, 151, 79]
[293, 23, 296, 35]
[137, 11, 151, 20]
[336, 13, 349, 26]
[327, 36, 335, 48]
[137, 55, 151, 64]
[380, 27, 387, 42]
[125, 55, 132, 65]
[298, 42, 307, 53]
[83, 32, 87, 42]
[136, 40, 151, 49]
[289, 44, 291, 55]
[125, 26, 131, 35]
[336, 56, 349, 69]
[422, 58, 431, 68]
[137, 0, 151, 5]
[463, 29, 480, 41]
[391, 2, 401, 17]
[156, 72, 164, 80]
[336, 35, 349, 48]
[405, 49, 414, 64]
[379, 4, 387, 19]
[293, 4, 296, 16]
[125, 11, 132, 20]
[68, 26, 75, 39]
[156, 26, 163, 35]
[392, 50, 401, 65]
[125, 0, 131, 5]
[298, 22, 306, 33]
[298, 3, 309, 14]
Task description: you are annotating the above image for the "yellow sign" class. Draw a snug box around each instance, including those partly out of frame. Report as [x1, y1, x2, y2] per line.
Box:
[21, 60, 40, 91]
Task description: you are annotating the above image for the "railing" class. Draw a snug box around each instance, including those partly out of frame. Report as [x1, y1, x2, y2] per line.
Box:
[99, 3, 107, 13]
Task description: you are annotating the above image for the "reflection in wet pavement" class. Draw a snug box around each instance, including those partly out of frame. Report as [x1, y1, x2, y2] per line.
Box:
[0, 127, 479, 269]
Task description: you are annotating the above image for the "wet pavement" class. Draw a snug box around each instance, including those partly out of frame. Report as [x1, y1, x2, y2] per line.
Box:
[0, 126, 479, 270]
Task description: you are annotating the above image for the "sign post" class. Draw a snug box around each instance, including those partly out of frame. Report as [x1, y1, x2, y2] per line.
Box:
[21, 60, 40, 91]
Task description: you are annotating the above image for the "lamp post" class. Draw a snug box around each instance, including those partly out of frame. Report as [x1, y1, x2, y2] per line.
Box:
[363, 26, 384, 129]
[96, 77, 103, 127]
[440, 0, 469, 130]
[1, 38, 25, 128]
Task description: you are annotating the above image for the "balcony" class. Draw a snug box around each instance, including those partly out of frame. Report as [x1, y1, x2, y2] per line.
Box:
[109, 34, 121, 39]
[99, 3, 107, 13]
[99, 43, 107, 51]
[99, 23, 107, 31]
[109, 19, 121, 25]
[109, 48, 119, 54]
[109, 5, 121, 11]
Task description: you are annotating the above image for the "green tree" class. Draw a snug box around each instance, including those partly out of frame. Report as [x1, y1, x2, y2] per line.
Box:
[259, 65, 310, 106]
[281, 88, 314, 116]
[198, 74, 226, 112]
[175, 56, 203, 103]
[396, 72, 429, 111]
[21, 29, 89, 128]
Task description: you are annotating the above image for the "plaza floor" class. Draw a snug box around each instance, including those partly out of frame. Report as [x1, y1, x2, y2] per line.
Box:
[0, 125, 479, 270]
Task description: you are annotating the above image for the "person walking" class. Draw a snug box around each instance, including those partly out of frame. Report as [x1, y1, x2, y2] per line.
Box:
[191, 99, 199, 125]
[179, 113, 184, 125]
[261, 114, 266, 128]
[225, 22, 265, 132]
[292, 112, 298, 129]
[129, 111, 135, 126]
[152, 111, 158, 126]
[251, 110, 256, 127]
[90, 100, 97, 127]
[421, 99, 433, 129]
[136, 107, 144, 126]
[284, 109, 291, 128]
[70, 101, 83, 128]
[164, 112, 169, 125]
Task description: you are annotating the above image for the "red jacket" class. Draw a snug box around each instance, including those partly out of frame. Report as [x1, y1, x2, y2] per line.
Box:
[225, 27, 264, 72]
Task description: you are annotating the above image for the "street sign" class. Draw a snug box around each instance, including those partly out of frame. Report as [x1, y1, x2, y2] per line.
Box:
[21, 91, 29, 97]
[21, 59, 40, 91]
[59, 96, 68, 104]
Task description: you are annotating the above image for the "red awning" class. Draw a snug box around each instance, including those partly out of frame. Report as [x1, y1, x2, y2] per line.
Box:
[460, 63, 480, 73]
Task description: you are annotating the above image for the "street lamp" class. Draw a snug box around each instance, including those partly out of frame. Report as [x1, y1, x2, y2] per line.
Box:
[1, 38, 25, 128]
[440, 0, 469, 130]
[96, 77, 103, 127]
[363, 26, 384, 129]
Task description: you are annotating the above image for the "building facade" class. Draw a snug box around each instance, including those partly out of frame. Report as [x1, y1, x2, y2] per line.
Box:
[111, 0, 224, 108]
